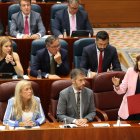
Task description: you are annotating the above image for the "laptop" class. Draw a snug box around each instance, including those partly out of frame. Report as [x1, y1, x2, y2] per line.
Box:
[0, 73, 13, 79]
[71, 30, 90, 37]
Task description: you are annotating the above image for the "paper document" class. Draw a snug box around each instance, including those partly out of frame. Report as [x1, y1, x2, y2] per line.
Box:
[113, 124, 131, 127]
[92, 123, 110, 127]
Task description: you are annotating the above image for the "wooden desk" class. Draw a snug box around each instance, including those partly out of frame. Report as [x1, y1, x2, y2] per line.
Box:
[0, 121, 140, 140]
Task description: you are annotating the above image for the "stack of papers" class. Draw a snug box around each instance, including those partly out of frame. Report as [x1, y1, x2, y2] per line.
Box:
[92, 123, 110, 127]
[15, 126, 40, 130]
[113, 124, 131, 127]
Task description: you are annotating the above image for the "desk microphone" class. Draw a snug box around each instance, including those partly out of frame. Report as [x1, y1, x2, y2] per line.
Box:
[116, 116, 121, 126]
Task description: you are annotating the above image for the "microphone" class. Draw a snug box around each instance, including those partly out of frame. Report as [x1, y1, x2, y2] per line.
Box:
[116, 116, 121, 126]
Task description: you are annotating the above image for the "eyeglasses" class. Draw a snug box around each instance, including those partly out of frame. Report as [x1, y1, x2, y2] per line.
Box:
[49, 44, 61, 49]
[69, 5, 79, 11]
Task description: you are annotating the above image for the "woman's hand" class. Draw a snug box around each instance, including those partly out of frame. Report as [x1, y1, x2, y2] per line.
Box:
[112, 76, 120, 87]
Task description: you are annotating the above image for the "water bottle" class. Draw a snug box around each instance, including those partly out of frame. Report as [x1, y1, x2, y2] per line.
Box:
[37, 70, 42, 79]
[63, 29, 67, 38]
[87, 69, 91, 78]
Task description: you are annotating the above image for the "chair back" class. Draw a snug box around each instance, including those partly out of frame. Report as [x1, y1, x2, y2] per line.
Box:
[0, 81, 40, 121]
[8, 4, 41, 34]
[50, 79, 91, 118]
[12, 40, 17, 52]
[73, 38, 95, 68]
[93, 71, 125, 120]
[30, 38, 68, 64]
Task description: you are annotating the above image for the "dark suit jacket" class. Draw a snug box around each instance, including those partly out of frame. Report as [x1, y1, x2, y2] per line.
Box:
[57, 86, 96, 123]
[10, 10, 46, 37]
[80, 44, 122, 73]
[30, 48, 70, 77]
[0, 20, 4, 35]
[52, 8, 93, 37]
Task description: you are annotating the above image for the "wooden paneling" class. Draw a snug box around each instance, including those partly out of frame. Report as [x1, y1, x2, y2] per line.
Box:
[81, 0, 140, 27]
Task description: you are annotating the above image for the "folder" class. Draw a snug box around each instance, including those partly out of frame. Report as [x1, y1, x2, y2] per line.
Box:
[127, 94, 140, 115]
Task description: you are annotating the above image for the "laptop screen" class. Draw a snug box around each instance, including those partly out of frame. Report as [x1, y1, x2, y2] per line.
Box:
[71, 30, 90, 37]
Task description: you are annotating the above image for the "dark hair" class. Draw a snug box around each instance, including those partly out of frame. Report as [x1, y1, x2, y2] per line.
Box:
[45, 35, 59, 47]
[134, 55, 140, 72]
[70, 68, 86, 79]
[67, 0, 79, 4]
[19, 0, 31, 5]
[96, 31, 109, 41]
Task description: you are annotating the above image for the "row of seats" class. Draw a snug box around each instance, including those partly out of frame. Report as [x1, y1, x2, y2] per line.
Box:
[12, 37, 95, 68]
[0, 71, 125, 121]
[8, 3, 84, 34]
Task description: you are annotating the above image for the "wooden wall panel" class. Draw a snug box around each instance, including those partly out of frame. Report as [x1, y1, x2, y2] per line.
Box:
[81, 0, 140, 27]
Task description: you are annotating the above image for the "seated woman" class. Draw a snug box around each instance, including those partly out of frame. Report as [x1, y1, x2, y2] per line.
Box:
[0, 36, 23, 76]
[3, 80, 46, 127]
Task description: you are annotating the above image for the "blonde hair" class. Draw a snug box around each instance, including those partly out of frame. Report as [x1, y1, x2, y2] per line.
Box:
[0, 36, 13, 57]
[13, 80, 39, 120]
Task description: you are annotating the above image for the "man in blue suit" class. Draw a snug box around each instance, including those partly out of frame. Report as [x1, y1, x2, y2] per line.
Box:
[30, 35, 70, 78]
[80, 31, 122, 78]
[52, 0, 93, 38]
[10, 0, 46, 39]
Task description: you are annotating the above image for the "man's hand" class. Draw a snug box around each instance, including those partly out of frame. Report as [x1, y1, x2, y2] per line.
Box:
[75, 118, 88, 126]
[30, 34, 40, 39]
[58, 34, 63, 38]
[54, 51, 62, 65]
[48, 74, 61, 79]
[22, 34, 31, 39]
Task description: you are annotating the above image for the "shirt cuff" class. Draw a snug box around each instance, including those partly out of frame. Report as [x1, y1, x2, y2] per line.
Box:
[45, 73, 49, 78]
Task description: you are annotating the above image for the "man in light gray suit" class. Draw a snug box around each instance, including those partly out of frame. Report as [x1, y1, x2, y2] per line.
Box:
[57, 68, 96, 126]
[10, 0, 46, 39]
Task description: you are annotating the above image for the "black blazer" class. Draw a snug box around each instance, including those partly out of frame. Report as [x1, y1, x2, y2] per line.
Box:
[80, 44, 122, 73]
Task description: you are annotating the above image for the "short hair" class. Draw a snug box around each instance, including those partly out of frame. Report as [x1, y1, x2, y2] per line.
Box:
[67, 0, 80, 4]
[70, 68, 86, 79]
[96, 31, 109, 41]
[45, 35, 59, 47]
[134, 55, 140, 72]
[19, 0, 31, 5]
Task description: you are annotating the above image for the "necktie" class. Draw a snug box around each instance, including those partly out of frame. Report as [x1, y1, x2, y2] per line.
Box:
[71, 15, 76, 32]
[50, 55, 55, 74]
[98, 51, 103, 73]
[77, 92, 80, 119]
[24, 16, 29, 34]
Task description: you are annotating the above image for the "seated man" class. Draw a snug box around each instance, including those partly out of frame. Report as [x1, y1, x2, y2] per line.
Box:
[30, 35, 70, 79]
[51, 0, 93, 38]
[80, 31, 122, 78]
[57, 68, 96, 126]
[10, 0, 46, 39]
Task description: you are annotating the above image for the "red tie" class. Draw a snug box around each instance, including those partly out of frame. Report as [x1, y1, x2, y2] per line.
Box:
[24, 16, 29, 34]
[98, 51, 103, 73]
